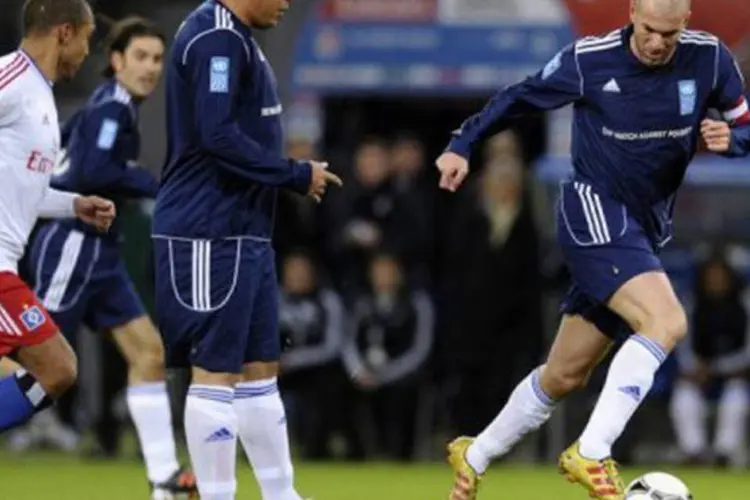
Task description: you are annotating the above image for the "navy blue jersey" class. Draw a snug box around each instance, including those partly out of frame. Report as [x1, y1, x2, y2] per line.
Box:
[449, 26, 750, 244]
[52, 80, 159, 237]
[153, 0, 312, 240]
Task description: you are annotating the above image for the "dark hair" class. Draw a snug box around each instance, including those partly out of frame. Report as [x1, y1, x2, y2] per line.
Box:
[22, 0, 92, 36]
[284, 248, 317, 266]
[101, 16, 165, 78]
[695, 250, 744, 300]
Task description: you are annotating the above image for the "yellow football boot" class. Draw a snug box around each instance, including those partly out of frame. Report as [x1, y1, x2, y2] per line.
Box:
[558, 442, 625, 499]
[446, 437, 483, 500]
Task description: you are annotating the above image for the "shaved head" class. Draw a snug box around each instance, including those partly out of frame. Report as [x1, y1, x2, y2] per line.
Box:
[636, 0, 691, 15]
[630, 0, 691, 66]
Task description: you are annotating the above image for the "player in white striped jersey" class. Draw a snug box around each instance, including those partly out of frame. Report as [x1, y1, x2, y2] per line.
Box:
[0, 0, 115, 436]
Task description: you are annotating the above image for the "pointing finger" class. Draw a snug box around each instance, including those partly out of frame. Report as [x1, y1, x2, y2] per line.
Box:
[323, 171, 343, 187]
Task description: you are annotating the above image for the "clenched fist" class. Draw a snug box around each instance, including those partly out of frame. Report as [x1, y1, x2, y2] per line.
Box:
[74, 195, 115, 232]
[701, 119, 732, 153]
[436, 152, 469, 192]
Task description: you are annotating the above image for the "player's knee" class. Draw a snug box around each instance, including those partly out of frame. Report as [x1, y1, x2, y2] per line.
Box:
[639, 305, 688, 350]
[43, 352, 78, 398]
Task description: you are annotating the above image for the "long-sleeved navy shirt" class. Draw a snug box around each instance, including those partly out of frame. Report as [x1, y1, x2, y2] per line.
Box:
[153, 0, 312, 240]
[449, 26, 750, 245]
[52, 80, 159, 238]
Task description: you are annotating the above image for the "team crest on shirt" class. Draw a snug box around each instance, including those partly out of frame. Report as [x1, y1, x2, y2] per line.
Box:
[210, 56, 230, 93]
[20, 305, 46, 332]
[678, 80, 697, 116]
[542, 51, 562, 80]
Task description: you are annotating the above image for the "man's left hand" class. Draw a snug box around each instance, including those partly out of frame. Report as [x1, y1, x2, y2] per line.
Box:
[701, 119, 732, 152]
[74, 195, 116, 232]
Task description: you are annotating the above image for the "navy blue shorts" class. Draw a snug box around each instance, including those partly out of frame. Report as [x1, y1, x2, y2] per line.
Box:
[28, 222, 145, 338]
[557, 180, 663, 339]
[153, 237, 280, 373]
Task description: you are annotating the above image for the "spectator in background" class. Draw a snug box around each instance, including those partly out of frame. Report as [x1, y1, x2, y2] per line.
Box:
[343, 253, 435, 460]
[277, 250, 353, 460]
[441, 131, 543, 438]
[733, 37, 750, 88]
[274, 137, 325, 265]
[389, 133, 435, 287]
[670, 252, 750, 467]
[324, 138, 429, 298]
[391, 132, 428, 194]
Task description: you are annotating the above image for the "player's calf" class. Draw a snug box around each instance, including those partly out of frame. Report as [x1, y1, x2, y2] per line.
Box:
[540, 361, 596, 399]
[578, 271, 685, 461]
[112, 316, 166, 384]
[112, 317, 188, 487]
[0, 333, 76, 432]
[16, 332, 77, 398]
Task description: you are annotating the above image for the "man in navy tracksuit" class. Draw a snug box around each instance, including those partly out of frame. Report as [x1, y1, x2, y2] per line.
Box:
[153, 1, 341, 499]
[27, 17, 196, 498]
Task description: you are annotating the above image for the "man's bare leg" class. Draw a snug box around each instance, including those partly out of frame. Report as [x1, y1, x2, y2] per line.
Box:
[447, 315, 612, 499]
[111, 315, 186, 487]
[577, 271, 686, 460]
[558, 271, 687, 500]
[0, 356, 21, 376]
[0, 333, 76, 432]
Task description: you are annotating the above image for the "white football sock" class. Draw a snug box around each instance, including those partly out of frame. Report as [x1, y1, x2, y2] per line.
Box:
[579, 334, 667, 460]
[714, 379, 749, 457]
[234, 378, 300, 500]
[185, 385, 238, 500]
[669, 379, 708, 456]
[126, 382, 180, 483]
[465, 367, 556, 474]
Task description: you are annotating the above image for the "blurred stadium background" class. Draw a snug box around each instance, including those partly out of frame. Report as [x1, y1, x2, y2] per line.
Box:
[2, 0, 750, 498]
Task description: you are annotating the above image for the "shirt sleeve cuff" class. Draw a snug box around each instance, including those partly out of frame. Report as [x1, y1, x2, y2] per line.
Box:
[446, 137, 472, 160]
[289, 160, 312, 196]
[38, 189, 78, 219]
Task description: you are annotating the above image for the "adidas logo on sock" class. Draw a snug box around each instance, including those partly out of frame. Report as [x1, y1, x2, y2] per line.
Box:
[205, 427, 234, 442]
[618, 385, 642, 401]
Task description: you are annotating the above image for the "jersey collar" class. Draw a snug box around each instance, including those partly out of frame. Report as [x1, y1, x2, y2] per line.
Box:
[623, 24, 679, 71]
[19, 49, 54, 89]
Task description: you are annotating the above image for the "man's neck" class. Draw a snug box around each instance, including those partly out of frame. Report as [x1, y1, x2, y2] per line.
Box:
[113, 77, 145, 105]
[19, 38, 58, 83]
[217, 0, 252, 26]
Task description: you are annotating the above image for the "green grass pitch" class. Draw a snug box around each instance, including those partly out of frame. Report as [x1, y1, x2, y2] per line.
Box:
[1, 453, 748, 499]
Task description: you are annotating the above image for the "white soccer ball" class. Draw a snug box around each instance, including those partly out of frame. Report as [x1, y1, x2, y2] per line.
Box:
[625, 472, 692, 499]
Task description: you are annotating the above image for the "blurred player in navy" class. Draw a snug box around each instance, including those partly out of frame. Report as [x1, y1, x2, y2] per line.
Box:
[26, 16, 197, 499]
[437, 0, 750, 499]
[153, 1, 341, 499]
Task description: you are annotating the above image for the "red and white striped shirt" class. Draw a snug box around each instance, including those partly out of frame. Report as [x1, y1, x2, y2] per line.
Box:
[0, 51, 77, 273]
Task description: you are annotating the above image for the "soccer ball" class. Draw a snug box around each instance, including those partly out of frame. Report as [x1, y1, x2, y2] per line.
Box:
[625, 472, 692, 499]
